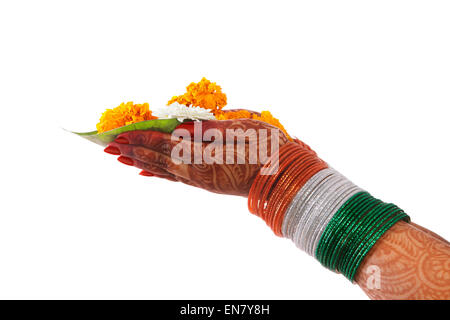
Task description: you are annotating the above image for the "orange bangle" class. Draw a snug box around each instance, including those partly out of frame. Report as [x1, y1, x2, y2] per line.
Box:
[265, 152, 316, 224]
[252, 144, 304, 218]
[270, 158, 327, 235]
[248, 141, 328, 236]
[248, 143, 299, 216]
[257, 147, 308, 219]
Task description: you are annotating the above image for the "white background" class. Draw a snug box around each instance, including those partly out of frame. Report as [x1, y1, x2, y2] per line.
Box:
[0, 1, 449, 299]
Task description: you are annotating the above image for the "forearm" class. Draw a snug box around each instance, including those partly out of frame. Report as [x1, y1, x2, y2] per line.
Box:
[355, 221, 450, 299]
[105, 123, 450, 300]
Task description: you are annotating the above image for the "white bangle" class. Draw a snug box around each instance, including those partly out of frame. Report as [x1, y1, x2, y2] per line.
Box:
[282, 168, 334, 240]
[282, 167, 362, 256]
[293, 172, 349, 254]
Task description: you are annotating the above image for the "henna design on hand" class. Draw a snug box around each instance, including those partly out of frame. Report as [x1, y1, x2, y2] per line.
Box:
[355, 221, 450, 300]
[106, 117, 288, 196]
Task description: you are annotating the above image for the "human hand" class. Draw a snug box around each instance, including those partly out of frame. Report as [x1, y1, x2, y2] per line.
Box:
[104, 116, 289, 196]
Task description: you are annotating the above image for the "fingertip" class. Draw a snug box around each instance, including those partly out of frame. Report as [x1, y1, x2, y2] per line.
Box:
[139, 170, 154, 177]
[115, 136, 129, 144]
[118, 156, 134, 166]
[104, 145, 121, 155]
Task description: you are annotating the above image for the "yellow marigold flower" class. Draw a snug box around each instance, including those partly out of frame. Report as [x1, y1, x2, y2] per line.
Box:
[168, 77, 227, 114]
[96, 101, 157, 133]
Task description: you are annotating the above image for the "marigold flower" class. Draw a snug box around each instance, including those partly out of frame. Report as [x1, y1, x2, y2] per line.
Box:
[167, 77, 227, 113]
[217, 110, 291, 139]
[215, 110, 253, 120]
[96, 101, 157, 133]
[254, 111, 291, 139]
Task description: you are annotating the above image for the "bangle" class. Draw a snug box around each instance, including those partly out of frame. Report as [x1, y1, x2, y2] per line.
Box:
[248, 141, 327, 236]
[316, 192, 410, 281]
[248, 139, 410, 281]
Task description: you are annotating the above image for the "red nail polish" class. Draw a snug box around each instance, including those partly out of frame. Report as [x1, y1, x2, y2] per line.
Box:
[118, 156, 134, 166]
[115, 136, 129, 144]
[104, 146, 121, 155]
[139, 170, 154, 177]
[174, 122, 195, 136]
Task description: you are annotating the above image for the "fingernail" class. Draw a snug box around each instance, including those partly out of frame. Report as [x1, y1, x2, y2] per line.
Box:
[104, 146, 121, 155]
[118, 156, 134, 166]
[175, 122, 194, 129]
[115, 136, 129, 144]
[175, 122, 195, 135]
[139, 170, 154, 177]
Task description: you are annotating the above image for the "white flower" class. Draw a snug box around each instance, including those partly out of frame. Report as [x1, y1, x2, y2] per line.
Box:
[153, 102, 216, 122]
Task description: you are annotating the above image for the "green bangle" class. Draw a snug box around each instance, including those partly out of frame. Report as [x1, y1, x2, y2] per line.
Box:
[322, 193, 379, 270]
[315, 192, 409, 281]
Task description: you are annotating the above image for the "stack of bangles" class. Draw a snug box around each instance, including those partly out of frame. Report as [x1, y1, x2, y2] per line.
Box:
[248, 140, 410, 281]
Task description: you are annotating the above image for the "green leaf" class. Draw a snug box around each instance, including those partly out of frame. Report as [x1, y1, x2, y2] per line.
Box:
[72, 118, 181, 147]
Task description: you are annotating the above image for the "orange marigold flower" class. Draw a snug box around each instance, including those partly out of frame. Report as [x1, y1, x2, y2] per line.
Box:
[96, 101, 157, 133]
[217, 110, 291, 140]
[215, 110, 253, 120]
[253, 111, 291, 139]
[168, 77, 227, 114]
